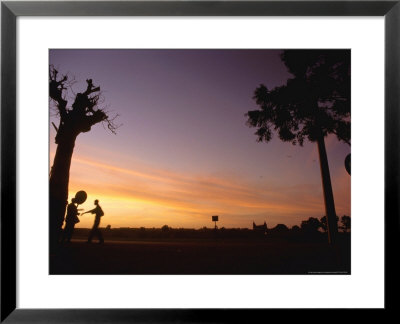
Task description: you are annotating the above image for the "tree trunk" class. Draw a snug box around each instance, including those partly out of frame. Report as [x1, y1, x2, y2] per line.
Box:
[49, 133, 77, 250]
[317, 135, 338, 244]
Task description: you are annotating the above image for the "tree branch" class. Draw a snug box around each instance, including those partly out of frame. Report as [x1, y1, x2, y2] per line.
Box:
[83, 79, 101, 96]
[49, 65, 68, 119]
[50, 65, 120, 137]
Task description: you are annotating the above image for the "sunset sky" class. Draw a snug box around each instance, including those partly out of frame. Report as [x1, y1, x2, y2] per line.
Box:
[49, 49, 350, 229]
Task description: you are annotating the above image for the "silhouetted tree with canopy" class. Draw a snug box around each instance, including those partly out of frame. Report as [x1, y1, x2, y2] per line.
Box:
[49, 65, 119, 249]
[319, 215, 339, 233]
[246, 50, 350, 244]
[339, 215, 351, 233]
[301, 217, 322, 233]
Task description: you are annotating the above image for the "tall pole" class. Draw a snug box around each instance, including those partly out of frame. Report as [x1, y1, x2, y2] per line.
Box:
[317, 135, 338, 244]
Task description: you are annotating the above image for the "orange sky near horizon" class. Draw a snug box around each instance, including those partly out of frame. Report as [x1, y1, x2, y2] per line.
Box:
[50, 137, 350, 230]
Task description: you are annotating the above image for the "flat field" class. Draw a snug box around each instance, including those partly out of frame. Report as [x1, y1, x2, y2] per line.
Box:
[50, 237, 350, 275]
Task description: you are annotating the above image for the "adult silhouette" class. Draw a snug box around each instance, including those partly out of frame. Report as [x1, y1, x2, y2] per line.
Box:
[61, 198, 80, 243]
[82, 199, 105, 244]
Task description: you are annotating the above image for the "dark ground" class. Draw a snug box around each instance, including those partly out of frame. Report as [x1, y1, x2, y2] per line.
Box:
[50, 237, 350, 275]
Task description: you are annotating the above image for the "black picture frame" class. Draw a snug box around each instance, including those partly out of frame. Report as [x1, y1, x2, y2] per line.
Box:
[1, 0, 398, 322]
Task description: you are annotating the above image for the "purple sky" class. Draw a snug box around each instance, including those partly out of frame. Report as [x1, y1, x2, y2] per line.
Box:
[49, 49, 350, 229]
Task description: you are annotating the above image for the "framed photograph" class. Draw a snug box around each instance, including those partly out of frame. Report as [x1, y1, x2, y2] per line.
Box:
[48, 47, 352, 276]
[1, 0, 398, 322]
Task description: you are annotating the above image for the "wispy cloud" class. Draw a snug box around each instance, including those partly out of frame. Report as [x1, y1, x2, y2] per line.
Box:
[65, 153, 350, 228]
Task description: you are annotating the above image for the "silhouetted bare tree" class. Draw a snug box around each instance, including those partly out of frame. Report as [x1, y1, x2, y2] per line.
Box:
[49, 65, 118, 249]
[246, 50, 350, 244]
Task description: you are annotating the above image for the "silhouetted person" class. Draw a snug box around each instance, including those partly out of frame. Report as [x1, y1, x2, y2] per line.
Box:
[61, 198, 80, 243]
[82, 199, 104, 244]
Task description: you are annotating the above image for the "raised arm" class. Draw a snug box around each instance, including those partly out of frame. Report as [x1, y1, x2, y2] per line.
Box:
[82, 208, 96, 215]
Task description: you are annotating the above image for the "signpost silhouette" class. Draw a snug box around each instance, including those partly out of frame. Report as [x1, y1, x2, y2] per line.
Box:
[212, 215, 219, 229]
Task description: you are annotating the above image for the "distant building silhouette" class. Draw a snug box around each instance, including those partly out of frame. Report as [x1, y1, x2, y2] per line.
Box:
[253, 221, 268, 235]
